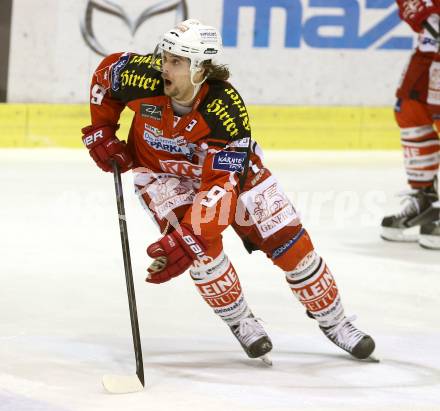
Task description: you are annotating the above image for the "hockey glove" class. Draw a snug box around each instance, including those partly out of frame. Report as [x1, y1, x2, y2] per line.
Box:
[146, 224, 207, 284]
[81, 124, 133, 173]
[396, 0, 440, 32]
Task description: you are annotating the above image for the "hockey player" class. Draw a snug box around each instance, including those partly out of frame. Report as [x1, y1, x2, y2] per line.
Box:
[381, 0, 440, 249]
[82, 19, 375, 362]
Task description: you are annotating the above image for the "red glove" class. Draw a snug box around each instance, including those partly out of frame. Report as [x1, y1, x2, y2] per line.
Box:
[396, 0, 440, 32]
[81, 124, 133, 172]
[146, 224, 207, 284]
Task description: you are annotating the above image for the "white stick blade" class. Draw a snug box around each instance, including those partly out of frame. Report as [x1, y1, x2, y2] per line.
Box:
[102, 374, 144, 394]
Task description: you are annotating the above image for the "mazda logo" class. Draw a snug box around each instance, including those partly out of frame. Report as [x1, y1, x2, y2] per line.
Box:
[80, 0, 188, 56]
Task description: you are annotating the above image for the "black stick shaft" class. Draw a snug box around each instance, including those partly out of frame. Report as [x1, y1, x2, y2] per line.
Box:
[112, 161, 145, 386]
[423, 21, 440, 39]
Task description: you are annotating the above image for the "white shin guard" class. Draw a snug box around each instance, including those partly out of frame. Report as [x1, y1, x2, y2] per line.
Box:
[190, 252, 250, 325]
[285, 251, 344, 327]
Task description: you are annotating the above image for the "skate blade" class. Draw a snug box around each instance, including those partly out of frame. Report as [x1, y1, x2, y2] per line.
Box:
[260, 354, 273, 366]
[357, 355, 380, 363]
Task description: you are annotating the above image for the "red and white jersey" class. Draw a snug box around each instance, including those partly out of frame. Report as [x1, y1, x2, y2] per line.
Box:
[396, 14, 440, 103]
[87, 52, 253, 240]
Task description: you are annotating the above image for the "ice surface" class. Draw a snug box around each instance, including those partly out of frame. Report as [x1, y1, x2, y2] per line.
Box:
[0, 149, 439, 411]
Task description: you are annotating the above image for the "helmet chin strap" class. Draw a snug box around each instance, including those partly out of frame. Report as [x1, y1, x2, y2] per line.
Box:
[172, 63, 207, 106]
[172, 84, 201, 106]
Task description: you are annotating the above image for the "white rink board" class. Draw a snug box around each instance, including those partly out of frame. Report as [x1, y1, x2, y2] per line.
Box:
[8, 0, 415, 105]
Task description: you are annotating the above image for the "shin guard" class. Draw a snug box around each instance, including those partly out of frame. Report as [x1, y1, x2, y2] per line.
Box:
[400, 125, 440, 188]
[190, 252, 250, 325]
[285, 251, 344, 327]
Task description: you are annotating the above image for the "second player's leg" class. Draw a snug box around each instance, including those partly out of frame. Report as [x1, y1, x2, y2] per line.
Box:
[381, 98, 439, 243]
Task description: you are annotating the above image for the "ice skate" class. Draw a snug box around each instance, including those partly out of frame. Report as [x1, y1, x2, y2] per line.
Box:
[319, 315, 376, 360]
[419, 202, 440, 249]
[229, 314, 273, 362]
[381, 182, 439, 242]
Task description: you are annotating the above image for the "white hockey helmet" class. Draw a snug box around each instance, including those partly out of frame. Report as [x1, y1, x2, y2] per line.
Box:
[152, 19, 223, 86]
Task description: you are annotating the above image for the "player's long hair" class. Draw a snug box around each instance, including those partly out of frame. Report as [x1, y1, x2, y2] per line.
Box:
[202, 61, 230, 81]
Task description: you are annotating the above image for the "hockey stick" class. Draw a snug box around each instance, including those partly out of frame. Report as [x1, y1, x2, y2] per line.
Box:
[423, 20, 440, 39]
[102, 160, 145, 394]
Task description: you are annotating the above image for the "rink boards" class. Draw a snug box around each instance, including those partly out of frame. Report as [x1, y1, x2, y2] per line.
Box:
[0, 104, 400, 150]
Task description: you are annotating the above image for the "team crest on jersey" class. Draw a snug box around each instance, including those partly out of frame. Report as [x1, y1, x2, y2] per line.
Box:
[141, 104, 163, 120]
[212, 151, 246, 173]
[111, 53, 130, 91]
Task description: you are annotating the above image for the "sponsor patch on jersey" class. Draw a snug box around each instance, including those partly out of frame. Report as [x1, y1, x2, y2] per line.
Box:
[144, 123, 163, 136]
[143, 130, 196, 159]
[238, 175, 298, 239]
[394, 98, 402, 113]
[159, 159, 202, 179]
[212, 151, 246, 173]
[111, 53, 130, 91]
[229, 137, 250, 148]
[141, 104, 163, 121]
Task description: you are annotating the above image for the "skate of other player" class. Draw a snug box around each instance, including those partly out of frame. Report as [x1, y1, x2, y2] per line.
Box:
[82, 19, 376, 362]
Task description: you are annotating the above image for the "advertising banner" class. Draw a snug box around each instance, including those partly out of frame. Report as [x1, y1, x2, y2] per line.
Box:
[6, 0, 415, 105]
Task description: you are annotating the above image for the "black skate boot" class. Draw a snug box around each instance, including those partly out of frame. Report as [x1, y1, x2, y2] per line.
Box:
[307, 311, 375, 360]
[381, 181, 439, 242]
[419, 203, 440, 250]
[229, 313, 273, 360]
[319, 316, 375, 360]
